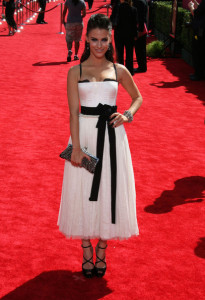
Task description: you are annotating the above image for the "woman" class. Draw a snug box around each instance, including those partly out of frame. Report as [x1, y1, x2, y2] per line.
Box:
[58, 14, 142, 278]
[113, 0, 138, 75]
[62, 0, 86, 62]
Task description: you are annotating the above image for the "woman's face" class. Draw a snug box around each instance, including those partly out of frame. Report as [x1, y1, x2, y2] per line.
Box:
[86, 28, 111, 59]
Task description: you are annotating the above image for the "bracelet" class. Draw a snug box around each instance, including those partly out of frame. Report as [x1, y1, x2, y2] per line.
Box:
[123, 110, 133, 123]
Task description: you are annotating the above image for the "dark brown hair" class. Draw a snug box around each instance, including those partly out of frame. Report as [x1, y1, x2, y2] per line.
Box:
[80, 14, 114, 63]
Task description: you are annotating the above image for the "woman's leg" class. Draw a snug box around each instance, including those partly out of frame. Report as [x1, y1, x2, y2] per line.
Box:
[81, 239, 94, 271]
[95, 239, 107, 277]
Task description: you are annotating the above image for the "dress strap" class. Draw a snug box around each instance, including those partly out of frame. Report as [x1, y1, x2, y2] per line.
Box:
[79, 64, 82, 78]
[113, 63, 117, 81]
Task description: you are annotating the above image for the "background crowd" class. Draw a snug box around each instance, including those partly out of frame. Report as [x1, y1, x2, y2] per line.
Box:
[62, 0, 148, 75]
[2, 0, 205, 80]
[60, 0, 205, 80]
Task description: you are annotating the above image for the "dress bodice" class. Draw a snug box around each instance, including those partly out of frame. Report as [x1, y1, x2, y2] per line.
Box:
[78, 81, 118, 107]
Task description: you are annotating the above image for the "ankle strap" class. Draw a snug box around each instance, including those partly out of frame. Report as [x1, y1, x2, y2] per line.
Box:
[81, 244, 92, 249]
[97, 244, 107, 250]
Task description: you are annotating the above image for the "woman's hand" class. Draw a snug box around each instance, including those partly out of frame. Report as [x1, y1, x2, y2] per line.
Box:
[109, 112, 128, 128]
[71, 148, 90, 167]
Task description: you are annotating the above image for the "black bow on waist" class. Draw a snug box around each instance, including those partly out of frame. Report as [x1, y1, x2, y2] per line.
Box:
[81, 103, 117, 224]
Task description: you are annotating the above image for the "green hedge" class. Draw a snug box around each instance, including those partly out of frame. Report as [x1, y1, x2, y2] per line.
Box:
[153, 1, 193, 52]
[180, 12, 193, 52]
[147, 40, 165, 57]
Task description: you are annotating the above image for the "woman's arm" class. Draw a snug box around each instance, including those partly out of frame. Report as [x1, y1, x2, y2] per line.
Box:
[67, 67, 80, 149]
[110, 64, 142, 128]
[67, 67, 89, 166]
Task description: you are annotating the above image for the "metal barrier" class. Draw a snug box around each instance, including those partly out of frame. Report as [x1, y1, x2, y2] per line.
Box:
[58, 2, 63, 34]
[0, 0, 40, 33]
[0, 0, 112, 35]
[0, 0, 6, 26]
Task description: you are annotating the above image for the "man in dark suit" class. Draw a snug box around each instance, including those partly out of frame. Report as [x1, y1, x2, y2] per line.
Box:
[188, 0, 205, 80]
[113, 0, 138, 75]
[133, 0, 148, 73]
[36, 0, 47, 24]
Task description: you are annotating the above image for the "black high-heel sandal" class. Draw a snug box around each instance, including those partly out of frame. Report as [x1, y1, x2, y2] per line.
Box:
[95, 243, 107, 277]
[81, 244, 95, 278]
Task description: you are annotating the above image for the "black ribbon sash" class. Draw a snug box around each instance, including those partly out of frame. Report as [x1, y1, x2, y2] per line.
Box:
[81, 103, 117, 224]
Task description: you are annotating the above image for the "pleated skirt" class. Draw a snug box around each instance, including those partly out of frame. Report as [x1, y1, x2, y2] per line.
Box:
[57, 114, 139, 240]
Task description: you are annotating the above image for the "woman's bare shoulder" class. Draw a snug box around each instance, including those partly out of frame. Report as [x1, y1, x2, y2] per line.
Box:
[67, 65, 81, 81]
[115, 63, 131, 82]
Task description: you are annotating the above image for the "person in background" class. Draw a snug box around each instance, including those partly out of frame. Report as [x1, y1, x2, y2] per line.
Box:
[36, 0, 47, 24]
[4, 0, 17, 35]
[110, 0, 120, 27]
[87, 0, 93, 10]
[133, 0, 148, 73]
[63, 0, 86, 62]
[113, 0, 138, 75]
[188, 0, 205, 81]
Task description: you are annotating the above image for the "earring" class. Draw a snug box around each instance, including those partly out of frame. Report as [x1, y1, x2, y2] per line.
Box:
[87, 43, 90, 50]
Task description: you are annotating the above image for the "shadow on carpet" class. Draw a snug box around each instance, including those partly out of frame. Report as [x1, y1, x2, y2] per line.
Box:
[195, 237, 205, 259]
[33, 61, 68, 66]
[0, 270, 112, 300]
[160, 58, 205, 105]
[144, 176, 205, 214]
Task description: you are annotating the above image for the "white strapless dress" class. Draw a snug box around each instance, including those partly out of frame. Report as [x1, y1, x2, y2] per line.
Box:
[57, 81, 139, 240]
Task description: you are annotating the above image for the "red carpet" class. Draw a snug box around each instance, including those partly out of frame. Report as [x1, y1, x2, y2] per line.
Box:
[1, 1, 205, 299]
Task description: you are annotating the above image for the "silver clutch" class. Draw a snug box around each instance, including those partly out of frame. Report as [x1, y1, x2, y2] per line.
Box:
[59, 144, 99, 174]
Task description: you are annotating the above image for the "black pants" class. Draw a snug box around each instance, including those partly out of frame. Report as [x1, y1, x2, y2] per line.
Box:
[134, 34, 147, 71]
[5, 2, 17, 29]
[115, 32, 134, 75]
[192, 32, 205, 77]
[87, 0, 93, 9]
[37, 0, 46, 22]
